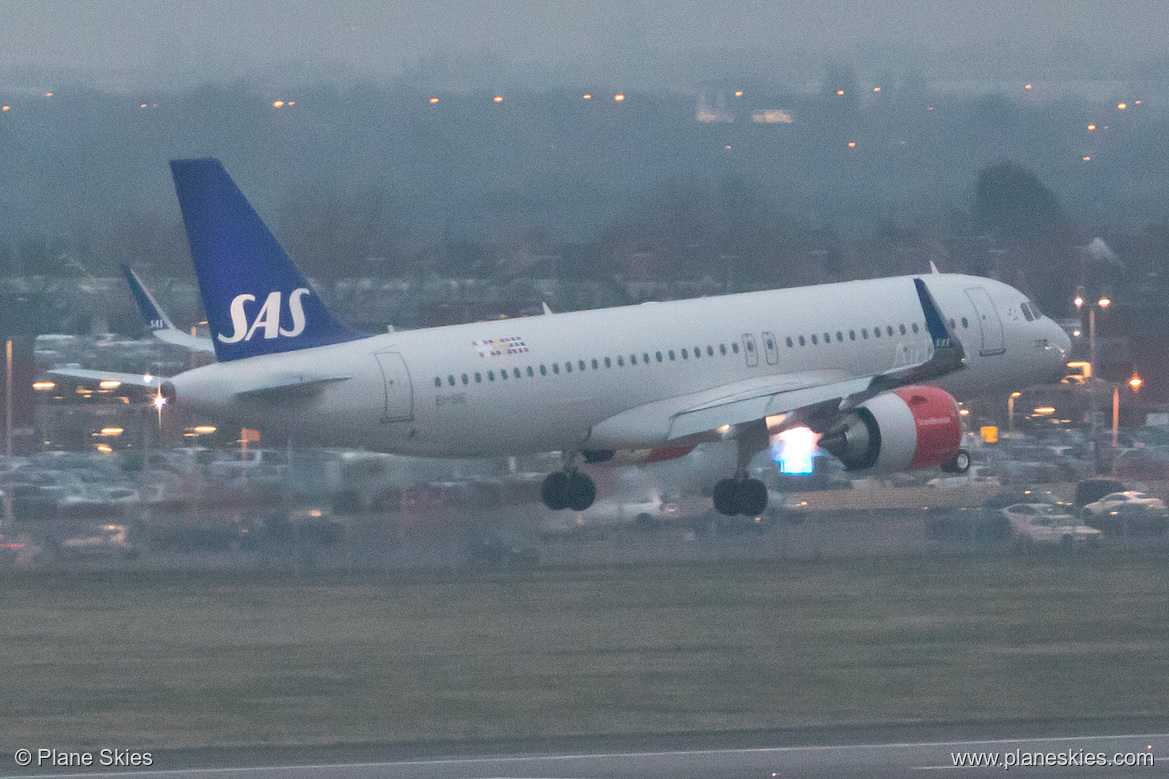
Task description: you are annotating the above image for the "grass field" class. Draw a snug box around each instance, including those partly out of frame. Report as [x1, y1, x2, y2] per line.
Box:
[2, 555, 1168, 750]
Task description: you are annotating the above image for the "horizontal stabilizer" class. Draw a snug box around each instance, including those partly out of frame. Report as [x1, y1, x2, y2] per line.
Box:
[234, 374, 351, 403]
[48, 368, 165, 388]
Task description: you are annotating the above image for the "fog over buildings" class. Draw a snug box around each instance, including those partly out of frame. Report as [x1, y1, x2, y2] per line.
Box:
[4, 1, 1169, 92]
[2, 1, 1168, 321]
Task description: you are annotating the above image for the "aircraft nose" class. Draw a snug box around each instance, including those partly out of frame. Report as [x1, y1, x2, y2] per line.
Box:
[1047, 320, 1072, 376]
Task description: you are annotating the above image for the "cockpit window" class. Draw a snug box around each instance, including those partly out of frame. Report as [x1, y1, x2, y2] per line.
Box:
[1020, 302, 1034, 321]
[1028, 299, 1043, 318]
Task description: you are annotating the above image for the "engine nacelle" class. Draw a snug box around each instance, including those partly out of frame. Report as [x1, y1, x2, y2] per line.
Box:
[818, 386, 961, 473]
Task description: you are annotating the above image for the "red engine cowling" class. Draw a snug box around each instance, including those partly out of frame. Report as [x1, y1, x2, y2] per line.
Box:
[818, 386, 961, 472]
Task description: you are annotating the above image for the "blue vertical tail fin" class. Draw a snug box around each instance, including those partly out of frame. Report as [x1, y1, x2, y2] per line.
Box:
[169, 158, 364, 362]
[122, 264, 177, 335]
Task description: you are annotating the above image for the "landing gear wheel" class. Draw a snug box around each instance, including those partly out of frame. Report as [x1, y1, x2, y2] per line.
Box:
[542, 471, 596, 511]
[713, 478, 740, 516]
[713, 478, 769, 516]
[941, 448, 972, 474]
[739, 478, 768, 516]
[541, 472, 570, 510]
[565, 472, 596, 511]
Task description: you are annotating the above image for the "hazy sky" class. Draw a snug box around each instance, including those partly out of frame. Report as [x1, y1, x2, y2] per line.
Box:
[4, 1, 1169, 87]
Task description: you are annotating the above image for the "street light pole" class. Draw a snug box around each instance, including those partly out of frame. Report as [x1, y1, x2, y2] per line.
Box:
[1088, 305, 1097, 443]
[3, 339, 13, 527]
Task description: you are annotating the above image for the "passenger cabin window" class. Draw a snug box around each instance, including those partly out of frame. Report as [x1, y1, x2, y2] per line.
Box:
[899, 324, 907, 335]
[720, 344, 728, 355]
[786, 336, 794, 347]
[462, 374, 469, 385]
[514, 368, 521, 378]
[873, 327, 881, 338]
[434, 377, 442, 388]
[823, 332, 831, 343]
[811, 334, 818, 345]
[862, 328, 868, 339]
[836, 331, 843, 342]
[552, 363, 559, 374]
[849, 330, 856, 341]
[564, 362, 572, 373]
[656, 351, 663, 362]
[629, 354, 637, 365]
[693, 346, 701, 358]
[617, 356, 624, 366]
[681, 348, 689, 359]
[540, 365, 547, 376]
[448, 375, 456, 386]
[526, 366, 534, 377]
[604, 357, 612, 368]
[669, 350, 676, 360]
[886, 326, 894, 337]
[474, 372, 482, 383]
[961, 317, 969, 328]
[707, 346, 714, 356]
[731, 343, 739, 354]
[644, 352, 650, 363]
[911, 323, 919, 333]
[799, 335, 806, 346]
[591, 359, 599, 369]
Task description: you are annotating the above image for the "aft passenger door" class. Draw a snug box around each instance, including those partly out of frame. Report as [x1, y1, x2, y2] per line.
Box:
[963, 287, 1006, 356]
[375, 351, 413, 422]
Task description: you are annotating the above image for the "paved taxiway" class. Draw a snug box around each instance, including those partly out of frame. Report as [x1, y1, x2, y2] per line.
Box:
[7, 732, 1164, 778]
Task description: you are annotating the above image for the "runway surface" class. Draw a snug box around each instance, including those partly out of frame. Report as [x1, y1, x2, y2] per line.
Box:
[7, 731, 1164, 778]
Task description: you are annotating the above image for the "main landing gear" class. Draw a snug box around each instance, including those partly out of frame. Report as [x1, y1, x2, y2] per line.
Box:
[713, 476, 768, 517]
[541, 470, 596, 511]
[713, 420, 770, 517]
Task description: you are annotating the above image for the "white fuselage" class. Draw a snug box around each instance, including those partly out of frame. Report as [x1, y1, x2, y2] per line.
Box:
[170, 274, 1069, 457]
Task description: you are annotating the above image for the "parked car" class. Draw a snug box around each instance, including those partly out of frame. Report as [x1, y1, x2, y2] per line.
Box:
[1002, 503, 1101, 548]
[1073, 478, 1126, 509]
[53, 524, 139, 559]
[1081, 491, 1167, 519]
[1081, 491, 1169, 536]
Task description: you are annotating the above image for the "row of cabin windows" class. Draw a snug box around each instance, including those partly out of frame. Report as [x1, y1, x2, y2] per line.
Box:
[432, 317, 971, 388]
[435, 341, 740, 387]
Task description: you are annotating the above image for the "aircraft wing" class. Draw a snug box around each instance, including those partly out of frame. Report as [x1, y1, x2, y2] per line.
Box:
[585, 277, 966, 448]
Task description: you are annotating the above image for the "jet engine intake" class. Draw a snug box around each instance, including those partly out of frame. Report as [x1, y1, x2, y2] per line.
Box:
[817, 386, 961, 473]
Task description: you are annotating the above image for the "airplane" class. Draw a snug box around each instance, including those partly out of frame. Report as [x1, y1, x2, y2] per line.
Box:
[121, 264, 216, 354]
[56, 158, 1070, 516]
